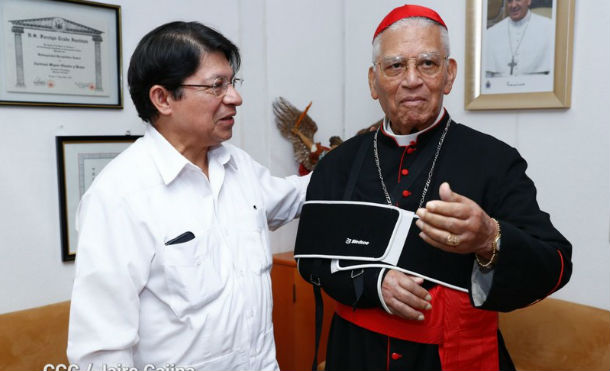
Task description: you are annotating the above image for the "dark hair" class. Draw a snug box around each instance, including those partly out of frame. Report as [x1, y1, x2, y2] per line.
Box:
[127, 21, 241, 123]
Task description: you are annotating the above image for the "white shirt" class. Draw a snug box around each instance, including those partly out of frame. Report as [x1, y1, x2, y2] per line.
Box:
[485, 11, 554, 77]
[67, 125, 309, 371]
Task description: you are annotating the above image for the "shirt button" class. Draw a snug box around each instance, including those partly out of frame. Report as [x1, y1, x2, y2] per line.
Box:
[401, 169, 409, 176]
[402, 190, 411, 197]
[391, 352, 403, 360]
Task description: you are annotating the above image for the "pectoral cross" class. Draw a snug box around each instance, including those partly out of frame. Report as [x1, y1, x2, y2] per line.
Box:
[508, 57, 517, 75]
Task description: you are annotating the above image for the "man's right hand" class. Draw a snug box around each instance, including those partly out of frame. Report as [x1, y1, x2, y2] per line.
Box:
[381, 270, 432, 321]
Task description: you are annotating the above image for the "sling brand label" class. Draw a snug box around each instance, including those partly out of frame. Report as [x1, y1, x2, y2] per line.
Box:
[345, 238, 370, 246]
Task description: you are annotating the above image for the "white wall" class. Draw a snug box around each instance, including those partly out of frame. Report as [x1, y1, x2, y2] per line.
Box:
[0, 0, 608, 314]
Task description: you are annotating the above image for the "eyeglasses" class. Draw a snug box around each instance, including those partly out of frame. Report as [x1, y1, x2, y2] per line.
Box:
[179, 76, 244, 97]
[376, 53, 447, 78]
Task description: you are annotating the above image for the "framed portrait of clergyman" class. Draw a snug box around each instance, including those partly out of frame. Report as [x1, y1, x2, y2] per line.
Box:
[0, 0, 122, 108]
[465, 0, 574, 110]
[56, 135, 139, 261]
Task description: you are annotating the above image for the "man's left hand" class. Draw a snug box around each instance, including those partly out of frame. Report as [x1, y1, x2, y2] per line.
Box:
[415, 182, 496, 258]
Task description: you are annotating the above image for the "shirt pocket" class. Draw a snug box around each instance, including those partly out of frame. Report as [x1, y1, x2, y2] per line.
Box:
[163, 230, 227, 316]
[234, 208, 271, 275]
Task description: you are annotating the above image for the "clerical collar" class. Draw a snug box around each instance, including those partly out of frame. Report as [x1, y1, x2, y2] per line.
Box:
[381, 108, 446, 147]
[510, 10, 531, 27]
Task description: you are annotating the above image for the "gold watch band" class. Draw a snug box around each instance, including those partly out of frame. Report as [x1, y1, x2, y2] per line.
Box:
[476, 218, 501, 268]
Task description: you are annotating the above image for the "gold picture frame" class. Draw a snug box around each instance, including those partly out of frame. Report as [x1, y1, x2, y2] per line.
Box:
[465, 0, 575, 110]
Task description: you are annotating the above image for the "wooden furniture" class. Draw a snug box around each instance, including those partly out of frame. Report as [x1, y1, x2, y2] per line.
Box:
[499, 297, 610, 371]
[271, 251, 336, 371]
[0, 301, 70, 371]
[0, 254, 335, 371]
[4, 267, 607, 371]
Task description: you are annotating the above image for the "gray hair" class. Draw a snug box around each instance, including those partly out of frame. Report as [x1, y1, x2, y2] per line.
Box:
[371, 17, 450, 65]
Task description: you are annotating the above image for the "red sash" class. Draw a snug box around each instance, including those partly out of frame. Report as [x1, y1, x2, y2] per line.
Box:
[335, 285, 499, 371]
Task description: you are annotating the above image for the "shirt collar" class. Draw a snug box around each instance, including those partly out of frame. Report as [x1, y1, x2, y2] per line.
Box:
[144, 125, 237, 185]
[208, 143, 238, 172]
[144, 125, 190, 185]
[381, 108, 446, 146]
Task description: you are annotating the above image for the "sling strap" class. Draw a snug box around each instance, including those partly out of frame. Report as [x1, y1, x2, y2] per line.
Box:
[308, 135, 372, 371]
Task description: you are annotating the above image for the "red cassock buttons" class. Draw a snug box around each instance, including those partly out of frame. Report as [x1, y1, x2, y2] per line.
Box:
[402, 190, 411, 197]
[391, 352, 403, 360]
[401, 169, 409, 176]
[407, 147, 416, 154]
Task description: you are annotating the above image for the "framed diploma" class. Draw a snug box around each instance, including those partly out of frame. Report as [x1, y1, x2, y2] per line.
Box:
[56, 135, 139, 261]
[465, 0, 574, 110]
[0, 0, 122, 108]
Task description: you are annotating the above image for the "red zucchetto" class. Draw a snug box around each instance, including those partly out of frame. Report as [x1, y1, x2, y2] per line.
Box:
[373, 4, 447, 42]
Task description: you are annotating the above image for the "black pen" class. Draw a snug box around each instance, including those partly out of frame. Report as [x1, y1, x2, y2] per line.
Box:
[165, 231, 195, 245]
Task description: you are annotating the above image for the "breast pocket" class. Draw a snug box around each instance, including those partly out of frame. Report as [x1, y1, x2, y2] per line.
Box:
[163, 230, 227, 316]
[234, 209, 271, 275]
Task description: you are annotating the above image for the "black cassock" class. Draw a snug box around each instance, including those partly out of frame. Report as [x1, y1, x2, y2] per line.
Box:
[297, 111, 572, 371]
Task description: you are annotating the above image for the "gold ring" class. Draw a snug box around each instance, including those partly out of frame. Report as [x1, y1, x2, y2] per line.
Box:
[446, 233, 460, 246]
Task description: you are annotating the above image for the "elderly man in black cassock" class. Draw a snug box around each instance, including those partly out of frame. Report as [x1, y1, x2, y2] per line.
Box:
[297, 4, 572, 371]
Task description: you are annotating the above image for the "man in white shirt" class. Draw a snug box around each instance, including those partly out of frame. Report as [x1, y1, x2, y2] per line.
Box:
[485, 0, 554, 77]
[67, 21, 309, 371]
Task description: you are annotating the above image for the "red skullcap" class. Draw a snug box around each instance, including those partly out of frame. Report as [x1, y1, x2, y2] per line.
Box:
[373, 4, 447, 42]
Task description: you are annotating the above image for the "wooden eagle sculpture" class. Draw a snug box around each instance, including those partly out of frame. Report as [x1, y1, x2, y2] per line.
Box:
[273, 97, 343, 174]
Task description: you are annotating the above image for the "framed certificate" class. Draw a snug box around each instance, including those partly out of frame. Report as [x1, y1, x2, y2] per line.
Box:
[56, 135, 139, 261]
[0, 0, 122, 108]
[465, 0, 574, 110]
